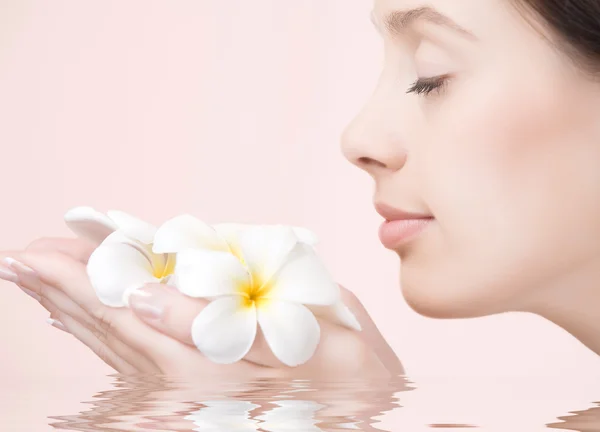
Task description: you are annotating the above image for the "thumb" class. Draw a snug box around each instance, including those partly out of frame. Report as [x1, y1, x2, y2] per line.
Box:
[128, 283, 207, 346]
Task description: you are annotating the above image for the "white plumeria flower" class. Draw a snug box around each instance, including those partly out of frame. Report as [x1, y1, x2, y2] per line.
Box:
[64, 206, 157, 245]
[64, 206, 121, 245]
[153, 214, 361, 332]
[152, 214, 319, 256]
[214, 222, 319, 249]
[63, 206, 176, 307]
[174, 225, 354, 366]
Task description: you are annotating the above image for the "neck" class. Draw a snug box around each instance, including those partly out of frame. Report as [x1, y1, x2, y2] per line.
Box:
[523, 257, 600, 355]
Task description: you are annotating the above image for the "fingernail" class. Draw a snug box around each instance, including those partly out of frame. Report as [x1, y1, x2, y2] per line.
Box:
[46, 318, 68, 333]
[3, 257, 37, 277]
[22, 287, 41, 302]
[0, 266, 19, 283]
[129, 289, 164, 320]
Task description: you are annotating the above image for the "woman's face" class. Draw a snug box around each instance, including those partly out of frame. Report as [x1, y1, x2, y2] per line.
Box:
[342, 0, 600, 318]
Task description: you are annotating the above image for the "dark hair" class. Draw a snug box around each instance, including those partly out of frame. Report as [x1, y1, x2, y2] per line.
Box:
[516, 0, 600, 73]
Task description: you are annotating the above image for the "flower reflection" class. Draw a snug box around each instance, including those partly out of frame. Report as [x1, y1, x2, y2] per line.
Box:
[48, 374, 410, 431]
[256, 400, 325, 431]
[184, 399, 326, 431]
[185, 400, 261, 431]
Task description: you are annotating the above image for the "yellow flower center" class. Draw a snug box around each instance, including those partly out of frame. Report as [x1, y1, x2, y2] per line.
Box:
[226, 241, 273, 309]
[240, 271, 273, 309]
[153, 253, 176, 280]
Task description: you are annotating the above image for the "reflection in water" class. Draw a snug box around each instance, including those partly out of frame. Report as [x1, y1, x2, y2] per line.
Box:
[35, 374, 600, 431]
[48, 374, 411, 431]
[547, 402, 600, 432]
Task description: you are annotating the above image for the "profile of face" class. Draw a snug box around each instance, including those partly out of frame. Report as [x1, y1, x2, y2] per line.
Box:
[342, 0, 600, 319]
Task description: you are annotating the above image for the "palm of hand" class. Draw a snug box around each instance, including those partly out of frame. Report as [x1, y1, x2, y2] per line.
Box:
[1, 237, 403, 378]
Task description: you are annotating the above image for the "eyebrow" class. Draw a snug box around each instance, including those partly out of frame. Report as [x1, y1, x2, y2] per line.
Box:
[371, 6, 477, 40]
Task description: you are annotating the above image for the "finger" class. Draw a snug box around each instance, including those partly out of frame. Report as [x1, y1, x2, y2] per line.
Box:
[295, 318, 388, 378]
[130, 284, 288, 367]
[1, 256, 92, 327]
[12, 250, 218, 372]
[46, 317, 69, 333]
[2, 252, 102, 316]
[128, 283, 379, 373]
[129, 284, 284, 376]
[26, 237, 96, 264]
[128, 283, 205, 346]
[42, 297, 138, 374]
[339, 286, 404, 375]
[5, 257, 160, 374]
[8, 259, 97, 328]
[0, 251, 26, 287]
[0, 263, 41, 301]
[0, 253, 45, 301]
[0, 264, 19, 284]
[128, 284, 274, 365]
[36, 283, 159, 373]
[0, 254, 158, 373]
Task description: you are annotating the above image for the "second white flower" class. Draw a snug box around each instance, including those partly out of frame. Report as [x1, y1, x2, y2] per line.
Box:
[175, 225, 341, 367]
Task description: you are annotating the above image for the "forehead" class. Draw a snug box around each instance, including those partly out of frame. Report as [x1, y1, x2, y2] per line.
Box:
[371, 5, 477, 40]
[371, 0, 528, 41]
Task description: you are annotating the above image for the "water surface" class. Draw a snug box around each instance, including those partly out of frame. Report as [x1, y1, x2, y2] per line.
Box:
[2, 374, 600, 431]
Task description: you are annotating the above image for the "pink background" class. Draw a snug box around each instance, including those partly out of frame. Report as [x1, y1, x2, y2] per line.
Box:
[1, 0, 599, 380]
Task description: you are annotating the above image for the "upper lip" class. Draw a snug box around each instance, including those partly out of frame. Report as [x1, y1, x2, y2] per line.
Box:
[374, 202, 433, 221]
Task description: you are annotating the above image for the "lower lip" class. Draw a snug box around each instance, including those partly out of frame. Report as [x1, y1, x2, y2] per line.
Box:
[378, 218, 434, 249]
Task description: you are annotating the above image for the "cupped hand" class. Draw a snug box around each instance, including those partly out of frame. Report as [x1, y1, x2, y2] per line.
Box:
[0, 237, 403, 379]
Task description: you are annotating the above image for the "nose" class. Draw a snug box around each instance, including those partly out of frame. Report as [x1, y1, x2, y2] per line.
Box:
[341, 92, 408, 178]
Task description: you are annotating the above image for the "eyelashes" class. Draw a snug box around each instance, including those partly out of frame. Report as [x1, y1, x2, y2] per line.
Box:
[406, 75, 450, 96]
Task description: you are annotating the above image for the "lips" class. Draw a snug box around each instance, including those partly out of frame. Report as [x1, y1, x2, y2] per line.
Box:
[375, 203, 434, 249]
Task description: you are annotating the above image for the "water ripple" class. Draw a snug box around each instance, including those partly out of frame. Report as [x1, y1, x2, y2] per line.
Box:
[47, 374, 411, 431]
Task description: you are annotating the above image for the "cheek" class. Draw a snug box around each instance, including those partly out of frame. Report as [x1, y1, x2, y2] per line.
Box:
[405, 67, 600, 316]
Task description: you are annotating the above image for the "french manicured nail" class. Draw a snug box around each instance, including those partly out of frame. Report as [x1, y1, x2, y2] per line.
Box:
[129, 289, 164, 320]
[3, 257, 36, 277]
[0, 266, 40, 300]
[0, 266, 19, 283]
[46, 318, 68, 333]
[21, 287, 41, 302]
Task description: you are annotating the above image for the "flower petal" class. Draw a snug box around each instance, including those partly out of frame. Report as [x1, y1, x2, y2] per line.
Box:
[191, 296, 257, 364]
[308, 302, 362, 331]
[213, 223, 247, 243]
[87, 242, 158, 307]
[64, 206, 118, 245]
[266, 243, 340, 305]
[106, 210, 157, 244]
[153, 214, 230, 254]
[237, 225, 299, 285]
[146, 251, 170, 280]
[175, 249, 250, 298]
[215, 223, 319, 248]
[213, 222, 247, 257]
[291, 226, 319, 246]
[257, 300, 320, 367]
[101, 230, 155, 261]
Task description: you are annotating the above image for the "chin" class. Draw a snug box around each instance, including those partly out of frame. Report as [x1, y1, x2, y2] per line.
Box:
[399, 267, 507, 319]
[401, 284, 475, 319]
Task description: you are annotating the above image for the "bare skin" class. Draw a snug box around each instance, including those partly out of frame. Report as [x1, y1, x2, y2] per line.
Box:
[4, 0, 600, 377]
[342, 0, 600, 354]
[0, 237, 403, 377]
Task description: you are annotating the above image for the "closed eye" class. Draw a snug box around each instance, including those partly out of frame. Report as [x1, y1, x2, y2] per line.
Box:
[406, 75, 450, 96]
